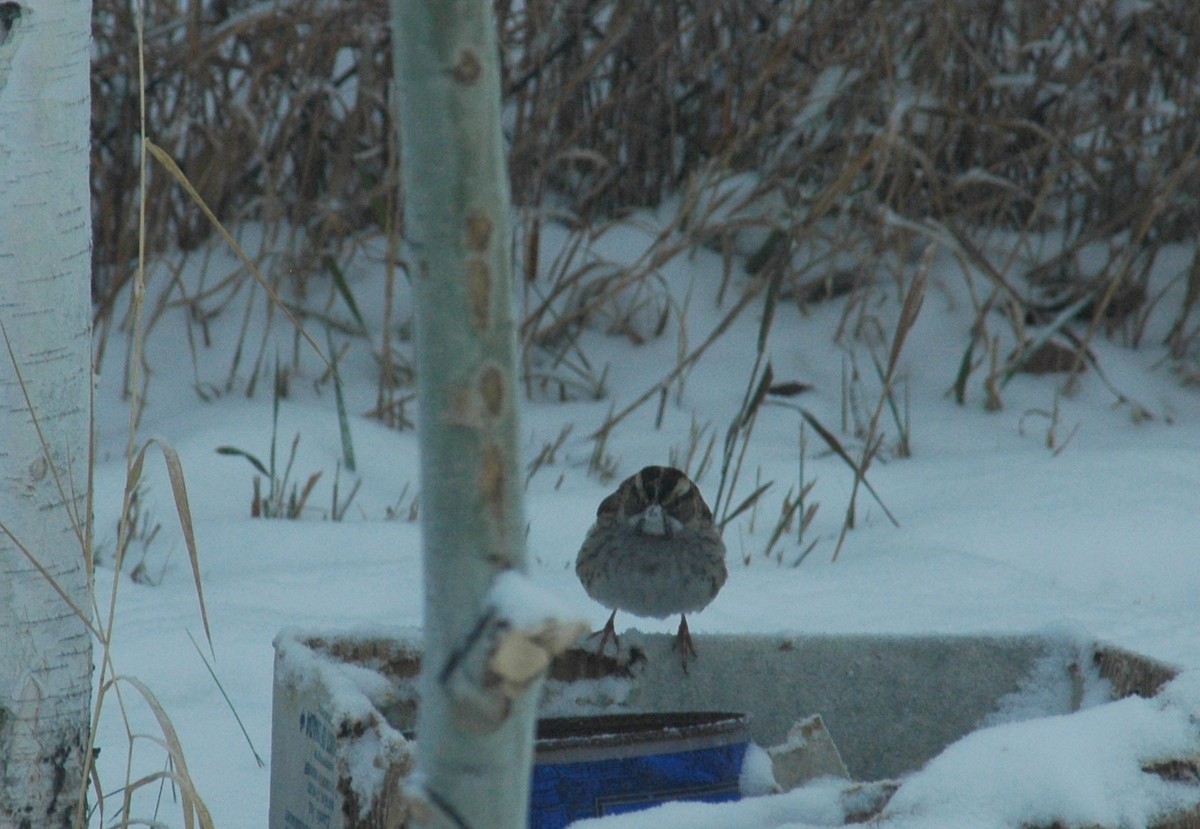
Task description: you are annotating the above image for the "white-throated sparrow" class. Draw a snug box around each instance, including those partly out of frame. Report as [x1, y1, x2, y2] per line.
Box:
[576, 465, 727, 670]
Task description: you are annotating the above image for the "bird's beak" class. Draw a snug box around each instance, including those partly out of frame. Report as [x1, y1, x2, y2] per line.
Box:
[637, 504, 670, 537]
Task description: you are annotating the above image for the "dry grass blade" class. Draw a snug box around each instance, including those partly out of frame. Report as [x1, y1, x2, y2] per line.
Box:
[717, 481, 773, 532]
[713, 361, 773, 522]
[327, 327, 357, 472]
[114, 771, 186, 828]
[588, 274, 767, 441]
[936, 221, 1023, 304]
[1000, 290, 1096, 389]
[94, 0, 1200, 359]
[1064, 131, 1200, 388]
[526, 424, 573, 487]
[0, 519, 101, 640]
[104, 675, 216, 829]
[87, 754, 106, 826]
[887, 266, 927, 378]
[144, 140, 329, 372]
[127, 438, 213, 656]
[799, 408, 897, 528]
[186, 630, 265, 768]
[0, 316, 99, 637]
[0, 317, 89, 552]
[806, 131, 886, 228]
[827, 260, 928, 560]
[1059, 327, 1144, 411]
[763, 483, 810, 562]
[293, 471, 323, 518]
[833, 255, 932, 558]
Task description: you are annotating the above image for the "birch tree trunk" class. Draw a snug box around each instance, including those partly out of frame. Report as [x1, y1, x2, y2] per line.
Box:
[0, 1, 95, 826]
[389, 1, 535, 827]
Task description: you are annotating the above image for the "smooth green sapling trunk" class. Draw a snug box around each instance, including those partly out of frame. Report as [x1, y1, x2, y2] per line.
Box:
[390, 2, 557, 827]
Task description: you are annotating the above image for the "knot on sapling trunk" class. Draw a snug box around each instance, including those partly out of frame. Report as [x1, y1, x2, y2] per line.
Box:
[438, 571, 587, 733]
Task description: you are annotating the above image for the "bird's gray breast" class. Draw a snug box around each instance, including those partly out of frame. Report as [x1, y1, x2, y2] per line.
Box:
[578, 524, 725, 618]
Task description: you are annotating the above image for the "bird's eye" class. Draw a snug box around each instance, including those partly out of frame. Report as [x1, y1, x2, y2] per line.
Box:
[668, 495, 695, 522]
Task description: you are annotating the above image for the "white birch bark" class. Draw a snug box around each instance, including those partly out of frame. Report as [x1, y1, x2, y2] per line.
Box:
[389, 1, 536, 827]
[0, 1, 95, 826]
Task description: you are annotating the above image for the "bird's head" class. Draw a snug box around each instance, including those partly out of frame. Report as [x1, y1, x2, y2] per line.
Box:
[596, 466, 713, 539]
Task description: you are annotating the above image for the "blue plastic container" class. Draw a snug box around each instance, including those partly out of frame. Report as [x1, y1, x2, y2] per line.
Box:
[529, 712, 749, 829]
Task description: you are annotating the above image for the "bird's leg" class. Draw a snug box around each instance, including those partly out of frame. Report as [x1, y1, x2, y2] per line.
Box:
[589, 609, 620, 655]
[672, 614, 698, 673]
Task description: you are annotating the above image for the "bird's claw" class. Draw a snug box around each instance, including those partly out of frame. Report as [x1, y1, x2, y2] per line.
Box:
[588, 609, 620, 655]
[672, 615, 698, 673]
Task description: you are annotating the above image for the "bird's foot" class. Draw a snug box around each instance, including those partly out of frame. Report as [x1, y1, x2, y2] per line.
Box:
[672, 615, 698, 674]
[587, 609, 620, 655]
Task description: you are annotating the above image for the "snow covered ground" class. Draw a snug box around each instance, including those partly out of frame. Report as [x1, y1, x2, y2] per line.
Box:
[88, 211, 1200, 827]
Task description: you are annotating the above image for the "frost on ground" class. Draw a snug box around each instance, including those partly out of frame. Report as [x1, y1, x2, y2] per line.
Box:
[88, 204, 1200, 828]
